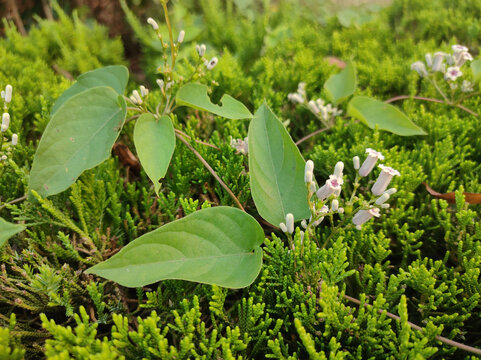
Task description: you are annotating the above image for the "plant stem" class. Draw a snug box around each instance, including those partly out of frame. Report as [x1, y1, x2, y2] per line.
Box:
[161, 0, 176, 73]
[384, 95, 478, 117]
[343, 294, 481, 356]
[174, 129, 220, 150]
[0, 195, 26, 210]
[295, 128, 329, 145]
[175, 133, 245, 211]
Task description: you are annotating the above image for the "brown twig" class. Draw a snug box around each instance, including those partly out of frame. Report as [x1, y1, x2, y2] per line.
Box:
[52, 64, 74, 81]
[6, 0, 26, 35]
[385, 95, 478, 117]
[174, 129, 220, 150]
[175, 133, 245, 211]
[343, 294, 481, 356]
[41, 0, 54, 20]
[0, 195, 27, 210]
[295, 128, 330, 145]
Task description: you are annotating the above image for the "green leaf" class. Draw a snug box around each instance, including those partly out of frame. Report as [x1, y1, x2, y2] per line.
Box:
[248, 103, 310, 226]
[86, 206, 264, 288]
[0, 217, 25, 248]
[176, 83, 253, 119]
[324, 60, 356, 104]
[29, 86, 127, 197]
[471, 59, 481, 84]
[347, 96, 426, 136]
[134, 114, 175, 195]
[51, 65, 128, 115]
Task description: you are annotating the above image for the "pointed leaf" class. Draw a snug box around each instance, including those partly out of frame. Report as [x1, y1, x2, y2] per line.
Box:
[324, 60, 356, 104]
[347, 96, 426, 136]
[134, 114, 175, 195]
[423, 182, 481, 204]
[248, 103, 310, 226]
[0, 218, 25, 248]
[29, 86, 127, 197]
[471, 59, 481, 84]
[86, 206, 264, 288]
[52, 65, 129, 115]
[176, 83, 253, 119]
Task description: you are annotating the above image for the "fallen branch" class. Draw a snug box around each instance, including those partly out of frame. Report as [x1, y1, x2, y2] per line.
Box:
[385, 95, 478, 117]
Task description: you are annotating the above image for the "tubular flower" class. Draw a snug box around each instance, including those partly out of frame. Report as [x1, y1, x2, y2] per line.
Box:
[371, 165, 400, 196]
[358, 148, 384, 177]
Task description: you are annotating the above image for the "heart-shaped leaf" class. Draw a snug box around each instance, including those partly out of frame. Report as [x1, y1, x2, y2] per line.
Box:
[347, 96, 426, 136]
[86, 206, 264, 288]
[248, 103, 310, 226]
[0, 217, 25, 248]
[51, 65, 129, 115]
[29, 86, 127, 197]
[324, 60, 356, 104]
[176, 83, 253, 119]
[134, 114, 175, 195]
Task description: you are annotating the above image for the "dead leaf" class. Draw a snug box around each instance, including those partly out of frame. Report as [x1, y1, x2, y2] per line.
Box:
[112, 143, 141, 173]
[423, 182, 481, 204]
[324, 56, 346, 69]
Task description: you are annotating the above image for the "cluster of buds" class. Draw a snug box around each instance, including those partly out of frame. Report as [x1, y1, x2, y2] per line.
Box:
[288, 82, 342, 127]
[280, 148, 400, 240]
[411, 45, 474, 91]
[230, 137, 248, 155]
[1, 84, 18, 163]
[195, 43, 218, 70]
[129, 86, 149, 106]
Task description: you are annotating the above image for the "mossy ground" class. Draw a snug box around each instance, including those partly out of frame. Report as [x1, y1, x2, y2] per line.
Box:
[0, 0, 480, 358]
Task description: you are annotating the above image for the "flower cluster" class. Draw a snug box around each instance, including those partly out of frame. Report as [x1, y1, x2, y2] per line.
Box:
[1, 84, 18, 163]
[279, 148, 400, 241]
[288, 82, 342, 127]
[230, 137, 248, 155]
[411, 44, 474, 92]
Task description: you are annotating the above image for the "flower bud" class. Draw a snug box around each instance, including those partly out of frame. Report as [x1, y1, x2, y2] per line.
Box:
[304, 160, 314, 183]
[331, 199, 339, 212]
[140, 85, 149, 97]
[301, 220, 308, 229]
[132, 90, 142, 104]
[2, 113, 10, 130]
[1, 123, 7, 132]
[352, 207, 380, 227]
[425, 53, 433, 67]
[432, 52, 446, 72]
[11, 133, 18, 146]
[4, 85, 12, 103]
[308, 100, 320, 114]
[156, 79, 164, 89]
[333, 161, 344, 179]
[410, 61, 427, 77]
[285, 213, 294, 234]
[371, 165, 400, 196]
[353, 156, 360, 170]
[358, 148, 384, 177]
[381, 203, 390, 209]
[177, 30, 185, 44]
[1, 155, 7, 161]
[375, 192, 390, 205]
[206, 57, 218, 70]
[279, 222, 288, 233]
[385, 188, 397, 195]
[288, 93, 304, 104]
[147, 17, 159, 30]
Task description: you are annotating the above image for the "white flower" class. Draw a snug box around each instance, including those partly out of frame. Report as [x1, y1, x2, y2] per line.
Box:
[353, 156, 360, 170]
[297, 82, 306, 98]
[11, 133, 18, 146]
[1, 123, 7, 132]
[206, 57, 218, 70]
[358, 148, 384, 177]
[287, 93, 304, 104]
[147, 17, 159, 30]
[0, 91, 4, 99]
[432, 52, 446, 72]
[331, 199, 339, 212]
[425, 53, 433, 67]
[461, 80, 474, 93]
[352, 207, 380, 229]
[455, 51, 473, 67]
[308, 100, 320, 114]
[316, 175, 342, 200]
[452, 44, 469, 53]
[279, 222, 288, 233]
[140, 85, 149, 97]
[177, 30, 185, 44]
[444, 66, 462, 81]
[385, 188, 397, 195]
[0, 155, 6, 161]
[2, 113, 10, 130]
[304, 160, 314, 183]
[411, 61, 428, 77]
[230, 137, 248, 155]
[132, 90, 142, 104]
[285, 213, 294, 234]
[196, 44, 206, 57]
[333, 161, 344, 179]
[371, 165, 400, 196]
[156, 79, 164, 89]
[4, 85, 12, 103]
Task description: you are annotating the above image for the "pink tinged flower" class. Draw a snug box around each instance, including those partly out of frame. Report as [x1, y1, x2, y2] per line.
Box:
[455, 51, 473, 67]
[352, 207, 380, 228]
[432, 52, 446, 72]
[444, 67, 462, 81]
[358, 148, 384, 177]
[304, 160, 314, 183]
[371, 165, 400, 196]
[316, 175, 341, 200]
[411, 61, 427, 77]
[452, 44, 469, 53]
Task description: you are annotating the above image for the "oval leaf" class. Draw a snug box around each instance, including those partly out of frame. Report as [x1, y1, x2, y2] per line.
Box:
[0, 217, 25, 248]
[52, 65, 129, 115]
[324, 60, 356, 104]
[176, 83, 253, 119]
[134, 114, 175, 195]
[248, 103, 310, 226]
[86, 206, 264, 288]
[471, 59, 481, 84]
[347, 96, 426, 136]
[29, 86, 127, 197]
